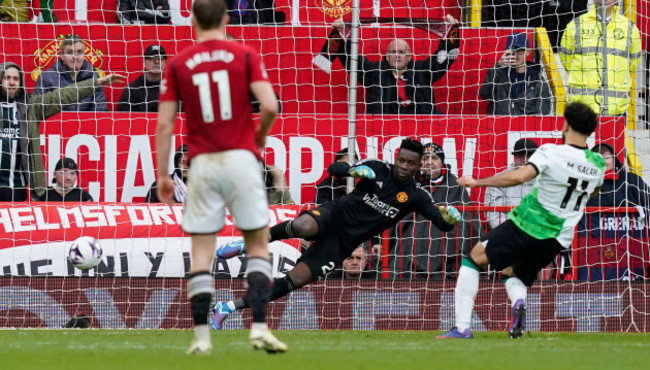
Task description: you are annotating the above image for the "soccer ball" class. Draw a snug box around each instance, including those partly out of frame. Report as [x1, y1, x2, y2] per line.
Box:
[68, 236, 103, 270]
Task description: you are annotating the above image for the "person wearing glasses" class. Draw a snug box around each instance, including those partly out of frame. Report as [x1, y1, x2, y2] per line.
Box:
[33, 35, 108, 111]
[117, 44, 167, 113]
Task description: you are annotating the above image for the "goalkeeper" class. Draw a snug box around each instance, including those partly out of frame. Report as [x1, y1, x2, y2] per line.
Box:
[212, 138, 462, 329]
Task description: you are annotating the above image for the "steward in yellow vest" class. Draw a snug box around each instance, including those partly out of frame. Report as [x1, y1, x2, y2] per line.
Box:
[559, 3, 641, 116]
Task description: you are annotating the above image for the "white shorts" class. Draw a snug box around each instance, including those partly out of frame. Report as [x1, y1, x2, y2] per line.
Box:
[181, 150, 269, 234]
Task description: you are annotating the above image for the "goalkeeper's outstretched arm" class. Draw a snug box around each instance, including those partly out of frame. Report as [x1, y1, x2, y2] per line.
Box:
[328, 161, 376, 179]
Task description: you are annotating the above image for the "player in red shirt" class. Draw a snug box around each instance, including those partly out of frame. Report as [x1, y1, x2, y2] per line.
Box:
[155, 0, 285, 355]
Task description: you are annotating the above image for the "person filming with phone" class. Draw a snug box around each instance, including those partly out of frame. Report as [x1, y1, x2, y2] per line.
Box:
[480, 33, 552, 116]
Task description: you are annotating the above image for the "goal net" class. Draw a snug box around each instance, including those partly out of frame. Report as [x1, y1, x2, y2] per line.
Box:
[0, 0, 649, 332]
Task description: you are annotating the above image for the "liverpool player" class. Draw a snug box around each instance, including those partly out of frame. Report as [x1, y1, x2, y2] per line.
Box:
[212, 138, 462, 329]
[155, 0, 285, 354]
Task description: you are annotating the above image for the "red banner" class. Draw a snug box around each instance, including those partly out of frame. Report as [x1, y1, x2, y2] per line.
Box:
[1, 278, 648, 331]
[0, 204, 302, 277]
[39, 113, 626, 204]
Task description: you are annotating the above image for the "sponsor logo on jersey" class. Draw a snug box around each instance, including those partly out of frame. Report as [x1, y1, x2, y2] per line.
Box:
[396, 192, 408, 203]
[316, 0, 352, 18]
[312, 210, 321, 216]
[362, 193, 399, 218]
[31, 34, 105, 82]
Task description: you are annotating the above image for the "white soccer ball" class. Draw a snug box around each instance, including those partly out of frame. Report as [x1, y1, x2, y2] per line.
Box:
[68, 236, 103, 270]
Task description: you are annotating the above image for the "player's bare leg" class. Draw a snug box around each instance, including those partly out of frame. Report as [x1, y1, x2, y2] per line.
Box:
[242, 226, 287, 353]
[437, 242, 489, 339]
[186, 233, 217, 355]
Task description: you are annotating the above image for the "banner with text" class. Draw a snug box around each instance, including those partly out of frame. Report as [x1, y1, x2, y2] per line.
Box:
[0, 204, 302, 278]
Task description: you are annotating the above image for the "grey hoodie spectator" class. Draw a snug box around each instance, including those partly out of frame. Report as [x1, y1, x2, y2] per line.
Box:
[33, 36, 108, 112]
[0, 62, 125, 201]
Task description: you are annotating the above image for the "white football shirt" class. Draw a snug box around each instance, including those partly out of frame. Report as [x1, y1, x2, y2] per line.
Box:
[508, 143, 605, 248]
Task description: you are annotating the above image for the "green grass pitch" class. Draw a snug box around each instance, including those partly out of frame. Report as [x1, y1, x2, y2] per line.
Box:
[2, 330, 649, 370]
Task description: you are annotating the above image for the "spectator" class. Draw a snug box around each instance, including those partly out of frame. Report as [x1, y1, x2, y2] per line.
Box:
[576, 143, 650, 280]
[0, 62, 124, 201]
[117, 44, 167, 113]
[559, 0, 642, 116]
[314, 148, 350, 204]
[480, 33, 552, 115]
[146, 144, 188, 203]
[264, 162, 293, 205]
[484, 138, 538, 229]
[326, 244, 376, 279]
[388, 143, 484, 279]
[39, 158, 93, 201]
[0, 0, 30, 21]
[332, 15, 459, 115]
[33, 35, 109, 112]
[117, 0, 171, 25]
[226, 0, 285, 25]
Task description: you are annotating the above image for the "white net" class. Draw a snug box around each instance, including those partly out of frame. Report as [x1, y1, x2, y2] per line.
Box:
[0, 0, 649, 331]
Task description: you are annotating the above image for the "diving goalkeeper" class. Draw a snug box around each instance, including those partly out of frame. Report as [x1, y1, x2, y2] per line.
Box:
[212, 138, 462, 329]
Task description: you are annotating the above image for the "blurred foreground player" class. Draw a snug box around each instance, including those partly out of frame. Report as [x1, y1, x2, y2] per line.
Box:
[155, 0, 284, 354]
[438, 102, 604, 339]
[213, 138, 462, 328]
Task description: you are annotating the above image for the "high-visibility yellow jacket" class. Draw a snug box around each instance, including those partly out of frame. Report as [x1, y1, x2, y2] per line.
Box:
[559, 6, 641, 116]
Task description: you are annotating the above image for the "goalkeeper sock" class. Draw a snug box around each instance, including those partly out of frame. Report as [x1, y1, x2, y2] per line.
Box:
[504, 276, 527, 307]
[239, 274, 297, 310]
[246, 258, 273, 323]
[269, 220, 295, 242]
[455, 262, 480, 332]
[187, 271, 213, 326]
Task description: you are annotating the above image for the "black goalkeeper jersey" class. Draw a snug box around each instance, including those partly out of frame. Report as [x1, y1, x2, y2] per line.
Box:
[327, 159, 454, 245]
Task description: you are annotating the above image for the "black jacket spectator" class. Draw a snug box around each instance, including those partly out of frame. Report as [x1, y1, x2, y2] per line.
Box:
[117, 0, 171, 25]
[338, 38, 457, 114]
[117, 74, 160, 112]
[41, 187, 93, 202]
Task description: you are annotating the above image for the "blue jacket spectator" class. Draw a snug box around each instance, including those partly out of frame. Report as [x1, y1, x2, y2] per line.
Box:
[33, 36, 108, 112]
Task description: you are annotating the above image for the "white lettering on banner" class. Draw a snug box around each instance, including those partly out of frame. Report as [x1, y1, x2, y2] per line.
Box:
[599, 216, 647, 231]
[81, 205, 108, 228]
[75, 0, 88, 21]
[127, 206, 153, 226]
[265, 137, 287, 173]
[150, 206, 177, 225]
[58, 206, 84, 228]
[33, 207, 58, 230]
[10, 208, 36, 232]
[42, 133, 506, 203]
[104, 135, 118, 202]
[104, 206, 125, 226]
[289, 137, 324, 204]
[0, 209, 12, 232]
[121, 136, 156, 202]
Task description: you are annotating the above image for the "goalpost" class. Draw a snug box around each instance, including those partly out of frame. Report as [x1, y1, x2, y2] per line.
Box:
[0, 0, 648, 332]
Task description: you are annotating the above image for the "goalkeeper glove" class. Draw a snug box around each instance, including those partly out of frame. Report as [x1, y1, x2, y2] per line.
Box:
[438, 205, 462, 226]
[350, 165, 376, 179]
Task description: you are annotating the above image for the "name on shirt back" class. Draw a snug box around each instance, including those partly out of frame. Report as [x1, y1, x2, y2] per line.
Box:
[185, 50, 235, 70]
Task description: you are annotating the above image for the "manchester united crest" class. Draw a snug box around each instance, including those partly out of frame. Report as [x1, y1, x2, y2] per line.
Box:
[316, 0, 352, 18]
[31, 34, 105, 82]
[396, 192, 408, 203]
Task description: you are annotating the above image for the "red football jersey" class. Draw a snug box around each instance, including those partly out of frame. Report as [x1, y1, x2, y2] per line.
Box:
[159, 39, 269, 161]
